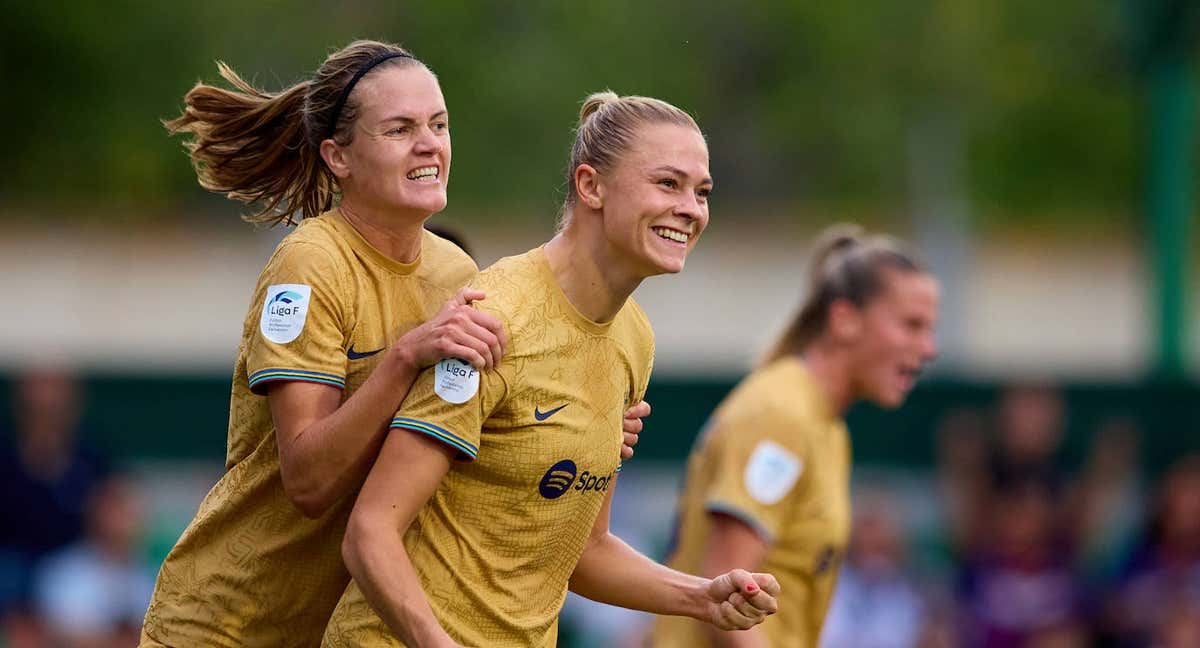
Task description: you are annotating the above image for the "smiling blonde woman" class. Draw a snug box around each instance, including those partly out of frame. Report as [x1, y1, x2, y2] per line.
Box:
[321, 92, 781, 648]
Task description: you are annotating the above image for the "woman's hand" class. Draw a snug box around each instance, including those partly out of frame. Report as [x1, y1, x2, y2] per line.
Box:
[621, 400, 651, 460]
[703, 569, 780, 631]
[394, 288, 507, 371]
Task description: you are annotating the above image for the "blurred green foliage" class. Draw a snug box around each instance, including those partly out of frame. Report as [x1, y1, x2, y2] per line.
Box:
[0, 1, 1186, 223]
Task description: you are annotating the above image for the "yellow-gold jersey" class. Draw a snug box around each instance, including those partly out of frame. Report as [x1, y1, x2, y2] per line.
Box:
[322, 246, 654, 648]
[140, 211, 476, 648]
[652, 356, 851, 648]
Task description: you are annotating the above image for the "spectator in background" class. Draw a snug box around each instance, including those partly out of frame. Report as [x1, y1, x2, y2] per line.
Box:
[820, 493, 927, 648]
[935, 408, 991, 556]
[33, 475, 154, 648]
[0, 368, 108, 616]
[1102, 455, 1200, 647]
[958, 483, 1086, 647]
[988, 383, 1067, 499]
[1071, 417, 1143, 577]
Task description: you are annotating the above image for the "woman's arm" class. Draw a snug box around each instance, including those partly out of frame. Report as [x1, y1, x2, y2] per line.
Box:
[568, 484, 779, 631]
[341, 429, 461, 648]
[698, 514, 773, 647]
[271, 288, 505, 518]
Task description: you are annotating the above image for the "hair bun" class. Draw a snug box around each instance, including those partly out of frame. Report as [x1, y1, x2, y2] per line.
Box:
[578, 90, 620, 125]
[809, 222, 864, 273]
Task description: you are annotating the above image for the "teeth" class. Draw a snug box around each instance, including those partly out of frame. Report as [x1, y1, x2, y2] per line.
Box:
[407, 166, 438, 180]
[652, 227, 689, 243]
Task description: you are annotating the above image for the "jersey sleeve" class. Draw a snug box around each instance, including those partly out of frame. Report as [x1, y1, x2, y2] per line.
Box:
[245, 241, 350, 395]
[388, 359, 510, 461]
[701, 408, 810, 543]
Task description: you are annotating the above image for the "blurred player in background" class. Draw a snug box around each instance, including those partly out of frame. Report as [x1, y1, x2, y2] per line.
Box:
[654, 224, 939, 647]
[323, 91, 779, 647]
[140, 40, 647, 647]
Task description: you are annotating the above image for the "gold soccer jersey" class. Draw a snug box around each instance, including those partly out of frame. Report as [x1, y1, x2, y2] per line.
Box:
[652, 357, 851, 648]
[141, 212, 476, 647]
[323, 247, 654, 648]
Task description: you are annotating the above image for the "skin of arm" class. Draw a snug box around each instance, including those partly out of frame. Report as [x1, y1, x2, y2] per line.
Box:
[699, 513, 773, 647]
[270, 288, 505, 518]
[341, 429, 462, 648]
[568, 482, 780, 631]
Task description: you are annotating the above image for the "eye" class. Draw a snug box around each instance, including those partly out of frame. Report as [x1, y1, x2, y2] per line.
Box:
[387, 125, 411, 136]
[657, 178, 678, 189]
[433, 121, 449, 132]
[697, 187, 712, 199]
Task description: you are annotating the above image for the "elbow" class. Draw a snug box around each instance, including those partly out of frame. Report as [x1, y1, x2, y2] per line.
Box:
[342, 508, 381, 577]
[281, 470, 334, 519]
[292, 492, 331, 519]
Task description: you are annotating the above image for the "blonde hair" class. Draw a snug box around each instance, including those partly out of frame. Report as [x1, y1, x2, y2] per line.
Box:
[165, 40, 424, 226]
[762, 223, 925, 364]
[561, 90, 702, 223]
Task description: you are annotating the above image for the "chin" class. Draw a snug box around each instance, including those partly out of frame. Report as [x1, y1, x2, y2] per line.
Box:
[653, 253, 688, 275]
[871, 390, 906, 410]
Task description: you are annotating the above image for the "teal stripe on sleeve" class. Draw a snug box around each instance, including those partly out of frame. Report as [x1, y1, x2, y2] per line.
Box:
[390, 417, 478, 460]
[248, 368, 346, 393]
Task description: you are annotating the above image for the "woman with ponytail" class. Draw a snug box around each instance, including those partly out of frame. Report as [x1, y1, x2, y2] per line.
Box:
[140, 41, 651, 647]
[321, 91, 780, 648]
[653, 225, 940, 648]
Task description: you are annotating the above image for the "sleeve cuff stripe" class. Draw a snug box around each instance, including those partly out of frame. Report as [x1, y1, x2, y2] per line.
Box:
[390, 418, 478, 460]
[705, 501, 775, 543]
[248, 369, 346, 389]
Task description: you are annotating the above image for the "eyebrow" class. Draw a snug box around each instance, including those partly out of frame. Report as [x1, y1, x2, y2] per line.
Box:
[379, 110, 448, 124]
[651, 165, 713, 186]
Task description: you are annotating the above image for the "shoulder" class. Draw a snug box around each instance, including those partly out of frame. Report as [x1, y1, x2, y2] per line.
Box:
[621, 297, 654, 338]
[266, 219, 348, 276]
[616, 298, 655, 371]
[710, 364, 819, 450]
[470, 249, 544, 329]
[419, 228, 479, 291]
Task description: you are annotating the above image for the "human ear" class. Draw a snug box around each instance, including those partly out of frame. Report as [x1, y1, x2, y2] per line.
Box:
[574, 164, 604, 209]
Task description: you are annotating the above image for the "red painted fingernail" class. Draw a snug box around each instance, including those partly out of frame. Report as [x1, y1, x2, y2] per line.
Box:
[745, 583, 757, 593]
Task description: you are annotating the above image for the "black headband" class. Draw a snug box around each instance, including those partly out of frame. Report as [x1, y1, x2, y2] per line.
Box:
[325, 52, 414, 139]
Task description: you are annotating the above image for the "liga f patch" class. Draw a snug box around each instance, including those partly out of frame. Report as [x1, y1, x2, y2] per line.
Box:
[260, 284, 312, 344]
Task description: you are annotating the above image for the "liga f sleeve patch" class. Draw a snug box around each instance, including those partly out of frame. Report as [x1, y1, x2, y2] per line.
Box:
[434, 358, 481, 403]
[743, 440, 803, 505]
[260, 284, 312, 344]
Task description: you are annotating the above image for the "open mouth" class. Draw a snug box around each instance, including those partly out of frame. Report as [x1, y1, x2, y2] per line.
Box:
[897, 364, 922, 386]
[651, 226, 690, 244]
[406, 166, 439, 181]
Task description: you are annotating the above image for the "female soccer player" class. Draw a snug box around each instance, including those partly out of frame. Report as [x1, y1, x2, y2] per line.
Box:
[651, 225, 939, 648]
[140, 41, 648, 647]
[321, 92, 781, 647]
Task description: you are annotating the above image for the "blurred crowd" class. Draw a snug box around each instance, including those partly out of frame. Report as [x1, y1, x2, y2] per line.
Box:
[0, 369, 154, 648]
[2, 370, 1198, 648]
[821, 384, 1200, 648]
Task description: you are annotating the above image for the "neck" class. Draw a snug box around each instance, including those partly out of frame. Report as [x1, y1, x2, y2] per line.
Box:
[799, 343, 855, 416]
[543, 218, 643, 324]
[338, 196, 429, 264]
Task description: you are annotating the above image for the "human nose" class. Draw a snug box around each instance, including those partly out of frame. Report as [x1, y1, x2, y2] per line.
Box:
[921, 332, 938, 362]
[674, 191, 705, 222]
[413, 125, 444, 155]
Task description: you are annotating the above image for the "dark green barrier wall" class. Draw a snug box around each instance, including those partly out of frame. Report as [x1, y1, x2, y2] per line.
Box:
[2, 374, 1198, 475]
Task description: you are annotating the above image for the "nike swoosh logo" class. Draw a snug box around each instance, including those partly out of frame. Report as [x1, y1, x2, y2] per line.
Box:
[347, 346, 384, 360]
[534, 404, 569, 421]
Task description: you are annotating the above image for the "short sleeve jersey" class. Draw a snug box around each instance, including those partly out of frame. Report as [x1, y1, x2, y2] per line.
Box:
[651, 357, 851, 648]
[322, 247, 655, 648]
[141, 211, 477, 648]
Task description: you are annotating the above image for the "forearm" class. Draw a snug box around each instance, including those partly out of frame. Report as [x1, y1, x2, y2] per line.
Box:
[343, 515, 455, 648]
[568, 532, 710, 619]
[282, 348, 420, 513]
